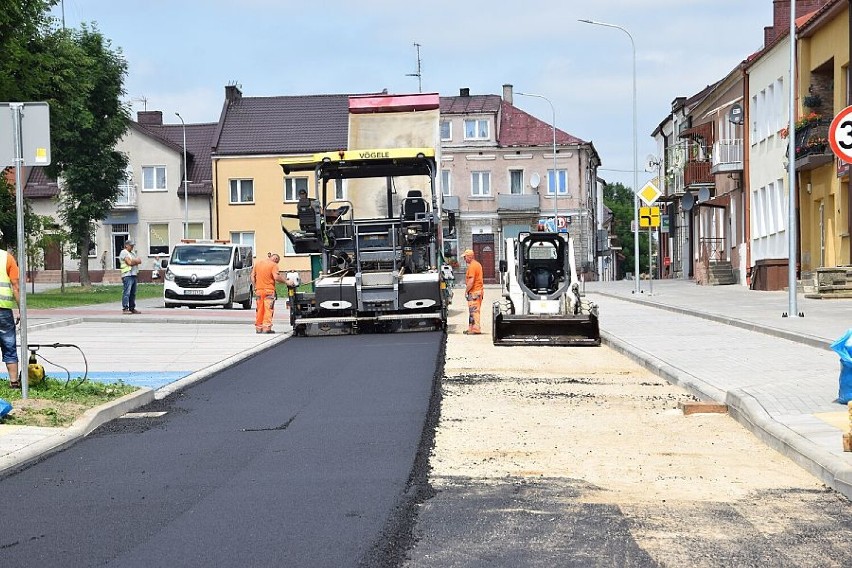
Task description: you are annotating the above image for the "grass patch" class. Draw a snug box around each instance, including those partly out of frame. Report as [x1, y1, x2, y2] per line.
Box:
[25, 283, 163, 309]
[0, 377, 138, 427]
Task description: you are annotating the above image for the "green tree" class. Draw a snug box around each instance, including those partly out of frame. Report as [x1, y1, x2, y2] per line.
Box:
[603, 182, 649, 277]
[1, 4, 129, 288]
[43, 25, 130, 287]
[0, 0, 59, 101]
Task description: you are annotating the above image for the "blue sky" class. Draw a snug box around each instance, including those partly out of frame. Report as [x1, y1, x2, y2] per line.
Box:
[52, 0, 775, 188]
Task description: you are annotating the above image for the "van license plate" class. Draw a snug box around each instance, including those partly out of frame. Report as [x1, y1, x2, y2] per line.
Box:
[184, 290, 204, 296]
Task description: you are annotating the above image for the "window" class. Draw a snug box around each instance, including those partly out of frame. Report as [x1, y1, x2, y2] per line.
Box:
[229, 179, 254, 204]
[547, 169, 568, 196]
[75, 234, 97, 258]
[441, 170, 452, 196]
[440, 120, 452, 141]
[509, 170, 524, 194]
[186, 222, 204, 240]
[464, 119, 489, 140]
[230, 231, 255, 255]
[333, 179, 346, 201]
[148, 223, 169, 256]
[284, 177, 309, 202]
[471, 171, 491, 197]
[142, 166, 166, 191]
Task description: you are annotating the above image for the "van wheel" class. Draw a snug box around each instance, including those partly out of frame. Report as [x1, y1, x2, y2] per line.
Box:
[241, 287, 253, 310]
[224, 288, 234, 309]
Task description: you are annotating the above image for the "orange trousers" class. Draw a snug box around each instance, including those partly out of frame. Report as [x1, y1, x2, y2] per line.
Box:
[467, 292, 482, 333]
[255, 291, 276, 332]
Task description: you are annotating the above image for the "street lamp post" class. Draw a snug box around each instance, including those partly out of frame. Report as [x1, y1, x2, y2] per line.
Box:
[175, 112, 189, 239]
[579, 18, 640, 294]
[516, 92, 559, 228]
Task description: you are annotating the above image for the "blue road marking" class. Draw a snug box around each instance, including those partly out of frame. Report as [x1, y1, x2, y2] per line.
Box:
[40, 371, 191, 389]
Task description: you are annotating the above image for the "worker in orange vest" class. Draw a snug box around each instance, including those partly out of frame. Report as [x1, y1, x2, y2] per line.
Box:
[462, 248, 483, 335]
[251, 253, 289, 334]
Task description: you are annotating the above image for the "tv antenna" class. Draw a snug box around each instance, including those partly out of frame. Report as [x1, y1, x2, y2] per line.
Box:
[406, 42, 422, 93]
[131, 95, 149, 111]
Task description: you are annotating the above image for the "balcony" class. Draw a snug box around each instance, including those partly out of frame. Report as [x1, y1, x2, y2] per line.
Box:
[497, 193, 539, 213]
[114, 183, 137, 209]
[684, 160, 713, 188]
[442, 195, 459, 212]
[793, 119, 832, 172]
[711, 139, 743, 174]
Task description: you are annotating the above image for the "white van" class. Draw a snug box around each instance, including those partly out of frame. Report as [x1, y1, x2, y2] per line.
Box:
[163, 241, 254, 309]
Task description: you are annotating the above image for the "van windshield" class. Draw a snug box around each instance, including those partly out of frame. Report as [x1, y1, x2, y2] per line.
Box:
[170, 246, 232, 266]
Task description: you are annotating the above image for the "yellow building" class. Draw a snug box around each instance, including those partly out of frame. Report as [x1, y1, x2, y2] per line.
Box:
[796, 1, 851, 270]
[211, 86, 352, 278]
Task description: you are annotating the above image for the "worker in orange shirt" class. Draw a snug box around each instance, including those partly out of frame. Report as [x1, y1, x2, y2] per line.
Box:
[462, 248, 484, 335]
[251, 252, 289, 334]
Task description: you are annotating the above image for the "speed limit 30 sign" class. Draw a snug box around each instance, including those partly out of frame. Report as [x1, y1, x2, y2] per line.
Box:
[829, 105, 852, 162]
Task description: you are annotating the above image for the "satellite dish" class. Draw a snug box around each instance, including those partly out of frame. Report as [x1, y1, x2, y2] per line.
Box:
[728, 103, 744, 125]
[530, 172, 541, 189]
[682, 192, 695, 211]
[697, 187, 711, 202]
[645, 154, 659, 171]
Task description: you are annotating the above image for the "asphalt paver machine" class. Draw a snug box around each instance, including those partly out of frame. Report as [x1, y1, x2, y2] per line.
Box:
[279, 148, 448, 336]
[492, 231, 600, 346]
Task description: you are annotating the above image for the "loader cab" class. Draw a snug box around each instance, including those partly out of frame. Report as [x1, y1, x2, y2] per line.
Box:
[518, 233, 566, 295]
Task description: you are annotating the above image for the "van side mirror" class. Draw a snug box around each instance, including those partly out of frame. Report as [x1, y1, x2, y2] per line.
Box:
[161, 259, 168, 269]
[447, 211, 456, 236]
[499, 260, 507, 273]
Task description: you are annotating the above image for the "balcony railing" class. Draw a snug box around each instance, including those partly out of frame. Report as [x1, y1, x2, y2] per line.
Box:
[114, 183, 137, 208]
[684, 160, 713, 187]
[711, 139, 743, 173]
[497, 193, 540, 212]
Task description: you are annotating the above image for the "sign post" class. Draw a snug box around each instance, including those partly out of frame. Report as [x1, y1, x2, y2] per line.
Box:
[1, 102, 51, 399]
[638, 182, 661, 294]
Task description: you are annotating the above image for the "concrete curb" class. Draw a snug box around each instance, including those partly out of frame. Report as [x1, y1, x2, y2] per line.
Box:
[603, 330, 852, 501]
[0, 387, 154, 477]
[601, 331, 727, 403]
[155, 331, 291, 400]
[592, 291, 832, 350]
[725, 388, 852, 500]
[27, 315, 252, 333]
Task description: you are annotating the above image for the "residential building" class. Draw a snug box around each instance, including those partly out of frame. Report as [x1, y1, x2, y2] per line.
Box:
[796, 0, 851, 274]
[24, 111, 216, 283]
[210, 85, 352, 278]
[440, 85, 602, 282]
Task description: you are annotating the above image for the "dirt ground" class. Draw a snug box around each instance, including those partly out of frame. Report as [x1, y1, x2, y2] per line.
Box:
[406, 289, 852, 567]
[438, 289, 822, 501]
[3, 398, 88, 427]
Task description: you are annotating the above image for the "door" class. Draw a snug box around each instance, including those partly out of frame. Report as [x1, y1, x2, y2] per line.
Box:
[472, 234, 496, 283]
[113, 233, 128, 270]
[43, 240, 61, 270]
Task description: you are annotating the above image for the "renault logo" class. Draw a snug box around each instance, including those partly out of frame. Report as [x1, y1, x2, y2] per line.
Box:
[190, 274, 198, 283]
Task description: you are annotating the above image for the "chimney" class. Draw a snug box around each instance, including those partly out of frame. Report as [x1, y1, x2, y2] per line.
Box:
[137, 111, 163, 125]
[766, 0, 831, 45]
[459, 87, 470, 97]
[502, 84, 513, 105]
[225, 84, 242, 102]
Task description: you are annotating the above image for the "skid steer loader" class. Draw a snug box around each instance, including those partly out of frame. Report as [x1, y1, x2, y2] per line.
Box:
[492, 231, 600, 346]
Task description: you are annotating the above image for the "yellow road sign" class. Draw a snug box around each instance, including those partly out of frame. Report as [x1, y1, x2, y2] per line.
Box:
[638, 181, 661, 205]
[640, 206, 660, 228]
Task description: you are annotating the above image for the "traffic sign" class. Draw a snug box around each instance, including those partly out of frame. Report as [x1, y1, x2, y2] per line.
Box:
[638, 181, 661, 206]
[829, 105, 852, 163]
[639, 206, 660, 228]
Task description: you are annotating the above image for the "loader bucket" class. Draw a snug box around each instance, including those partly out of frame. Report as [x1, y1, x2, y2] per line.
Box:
[492, 313, 601, 346]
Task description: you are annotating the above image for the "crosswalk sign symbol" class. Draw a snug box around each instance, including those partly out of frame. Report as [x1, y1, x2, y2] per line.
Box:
[640, 206, 661, 228]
